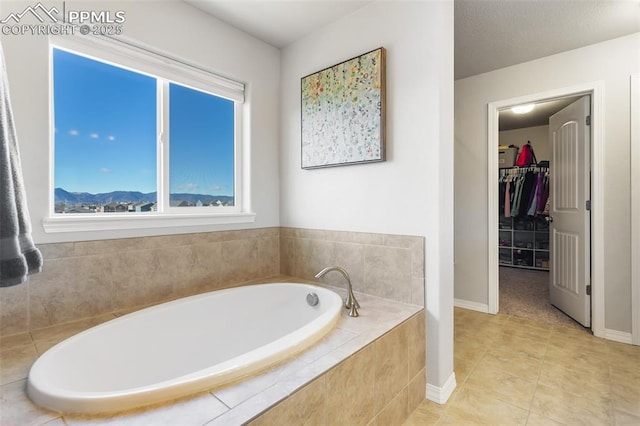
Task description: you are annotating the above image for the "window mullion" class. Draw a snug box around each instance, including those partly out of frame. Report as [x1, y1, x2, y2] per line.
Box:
[157, 80, 170, 213]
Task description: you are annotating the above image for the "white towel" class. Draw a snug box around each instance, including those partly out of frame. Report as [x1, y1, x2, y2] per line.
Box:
[0, 40, 42, 287]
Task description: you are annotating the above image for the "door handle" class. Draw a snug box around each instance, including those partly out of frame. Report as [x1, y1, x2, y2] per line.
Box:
[545, 216, 554, 223]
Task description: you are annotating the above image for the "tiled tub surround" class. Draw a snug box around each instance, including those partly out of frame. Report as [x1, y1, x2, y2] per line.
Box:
[0, 227, 426, 424]
[0, 228, 281, 336]
[0, 283, 425, 426]
[0, 227, 425, 337]
[280, 228, 425, 306]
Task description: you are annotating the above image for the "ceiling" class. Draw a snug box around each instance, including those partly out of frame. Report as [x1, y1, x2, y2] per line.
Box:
[184, 0, 373, 48]
[184, 0, 640, 129]
[499, 96, 580, 131]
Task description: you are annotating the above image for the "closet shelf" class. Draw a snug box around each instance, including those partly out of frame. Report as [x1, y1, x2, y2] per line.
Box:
[499, 216, 549, 271]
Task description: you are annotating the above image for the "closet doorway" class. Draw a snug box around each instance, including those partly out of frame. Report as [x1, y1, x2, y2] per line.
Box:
[497, 95, 589, 328]
[487, 83, 605, 337]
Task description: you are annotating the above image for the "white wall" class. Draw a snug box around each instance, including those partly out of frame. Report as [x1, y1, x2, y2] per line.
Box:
[1, 0, 281, 243]
[280, 1, 455, 393]
[455, 33, 640, 333]
[499, 125, 550, 163]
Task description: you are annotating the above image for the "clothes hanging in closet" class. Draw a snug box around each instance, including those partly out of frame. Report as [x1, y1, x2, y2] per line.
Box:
[499, 166, 549, 218]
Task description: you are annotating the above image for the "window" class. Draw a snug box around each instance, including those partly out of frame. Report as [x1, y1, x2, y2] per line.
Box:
[45, 35, 253, 233]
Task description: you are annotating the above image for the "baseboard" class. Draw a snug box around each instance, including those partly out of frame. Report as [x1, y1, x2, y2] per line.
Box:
[604, 328, 633, 345]
[426, 372, 457, 404]
[454, 298, 489, 313]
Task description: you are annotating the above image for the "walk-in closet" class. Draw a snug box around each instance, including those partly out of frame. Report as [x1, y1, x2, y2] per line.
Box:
[497, 95, 588, 328]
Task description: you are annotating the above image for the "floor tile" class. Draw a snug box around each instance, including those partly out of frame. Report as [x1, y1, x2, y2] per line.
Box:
[445, 386, 529, 425]
[464, 361, 537, 410]
[530, 383, 613, 425]
[408, 307, 640, 426]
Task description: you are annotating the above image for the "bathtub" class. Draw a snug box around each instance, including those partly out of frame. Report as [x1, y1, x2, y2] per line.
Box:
[27, 283, 343, 414]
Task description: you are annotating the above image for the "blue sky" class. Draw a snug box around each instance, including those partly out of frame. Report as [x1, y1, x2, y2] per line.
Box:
[53, 48, 234, 197]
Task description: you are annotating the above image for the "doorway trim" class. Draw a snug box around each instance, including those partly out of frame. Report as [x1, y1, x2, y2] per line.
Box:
[487, 81, 605, 339]
[632, 73, 639, 345]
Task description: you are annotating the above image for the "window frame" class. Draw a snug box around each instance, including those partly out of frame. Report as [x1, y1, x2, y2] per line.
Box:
[43, 35, 254, 234]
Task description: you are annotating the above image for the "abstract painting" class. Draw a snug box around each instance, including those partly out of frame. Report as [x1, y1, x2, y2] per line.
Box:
[301, 47, 385, 169]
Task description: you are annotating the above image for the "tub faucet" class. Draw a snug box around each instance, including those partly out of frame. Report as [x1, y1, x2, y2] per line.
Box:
[315, 266, 360, 317]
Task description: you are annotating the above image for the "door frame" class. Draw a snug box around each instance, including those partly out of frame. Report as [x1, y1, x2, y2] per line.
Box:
[487, 81, 605, 339]
[631, 73, 640, 345]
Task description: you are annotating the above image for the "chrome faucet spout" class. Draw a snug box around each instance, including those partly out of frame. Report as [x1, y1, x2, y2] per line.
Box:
[314, 266, 360, 317]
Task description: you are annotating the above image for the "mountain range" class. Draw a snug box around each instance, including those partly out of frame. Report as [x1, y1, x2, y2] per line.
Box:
[54, 188, 233, 205]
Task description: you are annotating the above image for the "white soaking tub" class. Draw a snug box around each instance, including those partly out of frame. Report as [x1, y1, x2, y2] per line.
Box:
[27, 283, 343, 414]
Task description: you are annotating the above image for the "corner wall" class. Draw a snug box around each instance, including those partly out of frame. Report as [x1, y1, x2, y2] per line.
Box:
[455, 33, 640, 333]
[279, 1, 455, 396]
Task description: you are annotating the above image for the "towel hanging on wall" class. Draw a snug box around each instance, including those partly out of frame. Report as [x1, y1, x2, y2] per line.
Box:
[0, 41, 42, 287]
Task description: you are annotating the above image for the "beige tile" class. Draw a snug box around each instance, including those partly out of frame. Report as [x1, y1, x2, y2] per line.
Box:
[544, 344, 610, 376]
[326, 345, 375, 426]
[454, 336, 487, 382]
[453, 357, 477, 384]
[444, 386, 528, 425]
[410, 277, 425, 306]
[29, 257, 112, 329]
[409, 240, 424, 278]
[156, 245, 203, 299]
[0, 278, 29, 336]
[110, 249, 162, 310]
[484, 331, 547, 359]
[407, 368, 426, 415]
[38, 242, 75, 260]
[0, 379, 60, 426]
[0, 343, 38, 385]
[345, 231, 385, 246]
[375, 321, 409, 412]
[612, 380, 640, 417]
[499, 321, 552, 344]
[476, 348, 542, 382]
[402, 400, 441, 426]
[249, 376, 325, 426]
[189, 242, 224, 292]
[530, 383, 613, 425]
[363, 245, 412, 303]
[279, 237, 295, 276]
[407, 312, 426, 379]
[220, 238, 261, 284]
[333, 242, 365, 293]
[464, 360, 537, 410]
[256, 236, 280, 278]
[375, 387, 408, 426]
[614, 408, 640, 425]
[538, 360, 611, 397]
[0, 332, 32, 351]
[525, 411, 567, 426]
[547, 332, 610, 361]
[294, 239, 334, 282]
[610, 361, 640, 385]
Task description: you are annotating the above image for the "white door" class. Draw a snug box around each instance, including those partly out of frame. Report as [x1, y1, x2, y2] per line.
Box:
[549, 96, 591, 327]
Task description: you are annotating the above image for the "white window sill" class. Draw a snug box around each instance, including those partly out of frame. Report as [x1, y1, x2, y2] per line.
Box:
[42, 212, 256, 234]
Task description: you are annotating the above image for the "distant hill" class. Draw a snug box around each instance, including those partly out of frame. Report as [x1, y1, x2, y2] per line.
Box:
[54, 188, 233, 205]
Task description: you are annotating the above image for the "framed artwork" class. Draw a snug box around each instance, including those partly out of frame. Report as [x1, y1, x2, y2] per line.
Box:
[301, 47, 386, 169]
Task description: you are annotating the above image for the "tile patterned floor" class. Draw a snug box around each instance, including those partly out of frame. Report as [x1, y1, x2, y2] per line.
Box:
[404, 307, 640, 425]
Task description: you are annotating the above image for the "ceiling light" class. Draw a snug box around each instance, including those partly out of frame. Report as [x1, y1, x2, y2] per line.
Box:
[511, 104, 535, 114]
